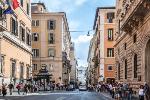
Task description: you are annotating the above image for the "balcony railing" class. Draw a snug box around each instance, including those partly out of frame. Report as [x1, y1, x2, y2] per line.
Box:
[120, 0, 144, 29]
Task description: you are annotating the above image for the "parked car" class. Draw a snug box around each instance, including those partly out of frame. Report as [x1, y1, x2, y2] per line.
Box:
[79, 85, 87, 91]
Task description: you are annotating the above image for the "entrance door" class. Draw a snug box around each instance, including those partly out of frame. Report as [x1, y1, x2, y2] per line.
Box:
[145, 40, 150, 85]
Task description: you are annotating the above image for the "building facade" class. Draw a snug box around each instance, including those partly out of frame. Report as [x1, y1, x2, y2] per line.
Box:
[87, 36, 96, 85]
[93, 7, 116, 83]
[31, 3, 72, 84]
[70, 42, 77, 84]
[0, 0, 32, 85]
[115, 0, 150, 89]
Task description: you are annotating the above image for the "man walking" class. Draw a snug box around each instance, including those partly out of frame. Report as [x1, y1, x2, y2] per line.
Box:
[144, 83, 150, 100]
[8, 83, 14, 95]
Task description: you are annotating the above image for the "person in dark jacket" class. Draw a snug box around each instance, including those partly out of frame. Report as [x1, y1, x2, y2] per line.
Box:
[8, 83, 14, 95]
[144, 83, 150, 100]
[2, 84, 7, 97]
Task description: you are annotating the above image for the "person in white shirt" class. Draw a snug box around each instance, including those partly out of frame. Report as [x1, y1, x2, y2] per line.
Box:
[139, 85, 144, 100]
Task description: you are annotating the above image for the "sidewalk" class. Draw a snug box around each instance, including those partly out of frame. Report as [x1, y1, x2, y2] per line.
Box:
[100, 92, 139, 100]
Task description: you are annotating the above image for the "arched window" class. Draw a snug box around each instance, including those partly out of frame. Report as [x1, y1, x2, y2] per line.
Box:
[134, 54, 138, 78]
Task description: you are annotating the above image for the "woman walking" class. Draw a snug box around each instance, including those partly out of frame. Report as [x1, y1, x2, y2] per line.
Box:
[139, 85, 144, 100]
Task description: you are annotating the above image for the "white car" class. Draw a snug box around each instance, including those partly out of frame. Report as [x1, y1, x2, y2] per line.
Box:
[79, 85, 87, 91]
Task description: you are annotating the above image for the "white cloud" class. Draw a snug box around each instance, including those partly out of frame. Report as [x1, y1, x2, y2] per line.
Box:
[72, 34, 92, 44]
[75, 0, 87, 6]
[32, 0, 87, 13]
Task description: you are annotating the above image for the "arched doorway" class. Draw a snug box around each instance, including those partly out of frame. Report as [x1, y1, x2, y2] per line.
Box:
[145, 39, 150, 85]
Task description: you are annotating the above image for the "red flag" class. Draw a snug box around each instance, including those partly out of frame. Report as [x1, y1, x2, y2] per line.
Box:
[12, 0, 19, 10]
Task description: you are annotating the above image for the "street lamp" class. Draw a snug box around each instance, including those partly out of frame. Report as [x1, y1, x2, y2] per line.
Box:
[87, 30, 93, 36]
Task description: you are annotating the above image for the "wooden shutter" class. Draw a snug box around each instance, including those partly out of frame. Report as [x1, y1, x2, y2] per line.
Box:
[15, 21, 18, 36]
[47, 20, 50, 30]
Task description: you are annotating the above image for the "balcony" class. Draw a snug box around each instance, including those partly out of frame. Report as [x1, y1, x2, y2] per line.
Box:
[120, 0, 150, 33]
[0, 19, 7, 31]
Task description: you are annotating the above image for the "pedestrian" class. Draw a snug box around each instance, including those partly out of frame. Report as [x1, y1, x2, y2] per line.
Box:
[139, 85, 144, 100]
[109, 84, 113, 96]
[8, 82, 14, 95]
[144, 82, 150, 100]
[23, 84, 28, 94]
[128, 86, 133, 100]
[16, 83, 21, 95]
[2, 84, 7, 97]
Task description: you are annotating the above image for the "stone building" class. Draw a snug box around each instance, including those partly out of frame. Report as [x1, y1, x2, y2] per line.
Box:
[115, 0, 150, 89]
[0, 0, 32, 85]
[70, 42, 77, 84]
[92, 7, 116, 83]
[31, 3, 72, 84]
[87, 36, 96, 85]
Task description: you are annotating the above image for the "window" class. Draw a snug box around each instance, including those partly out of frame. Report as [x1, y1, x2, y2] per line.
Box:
[33, 64, 37, 70]
[20, 0, 23, 7]
[118, 63, 120, 80]
[107, 12, 114, 23]
[11, 61, 16, 78]
[27, 3, 29, 15]
[48, 33, 55, 44]
[48, 48, 55, 57]
[133, 34, 137, 43]
[124, 43, 127, 50]
[107, 48, 114, 57]
[125, 59, 127, 79]
[11, 17, 18, 36]
[32, 33, 39, 41]
[108, 29, 113, 40]
[20, 65, 24, 79]
[36, 20, 39, 26]
[32, 20, 39, 26]
[0, 56, 4, 74]
[47, 20, 56, 30]
[32, 49, 39, 57]
[134, 54, 138, 78]
[118, 47, 120, 55]
[26, 67, 29, 79]
[26, 32, 31, 46]
[108, 65, 113, 71]
[20, 26, 25, 42]
[32, 20, 35, 26]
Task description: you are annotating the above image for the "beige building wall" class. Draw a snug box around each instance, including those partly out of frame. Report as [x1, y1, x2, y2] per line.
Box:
[0, 0, 32, 85]
[93, 7, 116, 83]
[32, 3, 71, 84]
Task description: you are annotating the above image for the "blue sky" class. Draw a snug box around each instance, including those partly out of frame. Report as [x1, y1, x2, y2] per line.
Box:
[32, 0, 116, 67]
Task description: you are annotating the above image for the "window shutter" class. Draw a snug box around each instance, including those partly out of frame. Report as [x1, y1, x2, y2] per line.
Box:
[20, 26, 22, 39]
[10, 17, 13, 33]
[15, 21, 18, 36]
[53, 20, 56, 30]
[47, 20, 50, 30]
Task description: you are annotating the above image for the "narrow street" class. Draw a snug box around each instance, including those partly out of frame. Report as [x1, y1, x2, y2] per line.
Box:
[0, 91, 112, 100]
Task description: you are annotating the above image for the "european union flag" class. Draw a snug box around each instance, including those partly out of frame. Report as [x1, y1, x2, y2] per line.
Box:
[3, 5, 13, 14]
[3, 0, 13, 14]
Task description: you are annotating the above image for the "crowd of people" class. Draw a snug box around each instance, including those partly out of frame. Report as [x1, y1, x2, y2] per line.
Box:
[0, 82, 75, 97]
[88, 82, 150, 100]
[0, 82, 40, 96]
